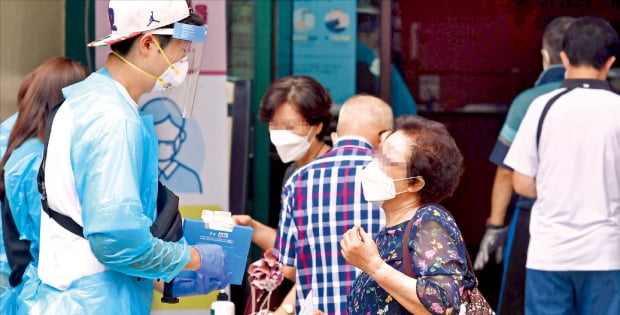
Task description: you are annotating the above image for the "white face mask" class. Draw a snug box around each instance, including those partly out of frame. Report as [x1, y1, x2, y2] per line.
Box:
[369, 57, 380, 76]
[152, 57, 189, 92]
[269, 127, 314, 163]
[360, 161, 418, 208]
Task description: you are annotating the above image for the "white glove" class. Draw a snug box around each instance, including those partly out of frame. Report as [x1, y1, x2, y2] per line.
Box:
[473, 223, 508, 270]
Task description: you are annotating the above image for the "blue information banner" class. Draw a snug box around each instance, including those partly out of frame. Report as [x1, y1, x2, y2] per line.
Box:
[292, 0, 356, 104]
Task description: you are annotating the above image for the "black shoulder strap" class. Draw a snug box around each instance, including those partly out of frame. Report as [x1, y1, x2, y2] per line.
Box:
[536, 88, 574, 149]
[37, 102, 85, 239]
[1, 192, 34, 286]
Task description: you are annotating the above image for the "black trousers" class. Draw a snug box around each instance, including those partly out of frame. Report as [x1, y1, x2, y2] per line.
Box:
[498, 208, 531, 315]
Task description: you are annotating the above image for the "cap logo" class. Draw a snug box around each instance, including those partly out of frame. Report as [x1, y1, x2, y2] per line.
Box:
[108, 8, 117, 31]
[147, 11, 161, 27]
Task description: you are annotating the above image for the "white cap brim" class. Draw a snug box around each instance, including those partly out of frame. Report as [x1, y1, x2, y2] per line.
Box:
[87, 28, 174, 47]
[88, 32, 142, 47]
[357, 5, 379, 15]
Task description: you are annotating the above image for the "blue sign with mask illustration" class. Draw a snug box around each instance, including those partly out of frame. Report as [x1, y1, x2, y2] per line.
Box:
[292, 0, 356, 104]
[141, 97, 204, 193]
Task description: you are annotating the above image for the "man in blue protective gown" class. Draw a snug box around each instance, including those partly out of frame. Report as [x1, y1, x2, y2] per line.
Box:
[26, 1, 230, 314]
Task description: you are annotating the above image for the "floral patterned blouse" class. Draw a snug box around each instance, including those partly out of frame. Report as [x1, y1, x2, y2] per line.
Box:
[347, 204, 476, 315]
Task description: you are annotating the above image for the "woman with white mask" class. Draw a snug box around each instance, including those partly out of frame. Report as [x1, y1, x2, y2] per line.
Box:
[340, 115, 488, 315]
[261, 75, 333, 180]
[232, 75, 332, 314]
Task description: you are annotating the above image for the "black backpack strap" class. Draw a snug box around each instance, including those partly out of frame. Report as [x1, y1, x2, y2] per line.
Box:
[37, 102, 85, 239]
[536, 88, 574, 149]
[1, 192, 34, 287]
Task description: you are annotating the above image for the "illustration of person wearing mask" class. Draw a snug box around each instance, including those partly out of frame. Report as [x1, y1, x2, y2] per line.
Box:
[141, 97, 203, 193]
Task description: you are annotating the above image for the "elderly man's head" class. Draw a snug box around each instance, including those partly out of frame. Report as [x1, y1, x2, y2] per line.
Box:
[337, 95, 393, 148]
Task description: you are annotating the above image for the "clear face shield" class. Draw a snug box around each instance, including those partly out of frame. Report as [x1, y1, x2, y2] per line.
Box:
[150, 22, 208, 118]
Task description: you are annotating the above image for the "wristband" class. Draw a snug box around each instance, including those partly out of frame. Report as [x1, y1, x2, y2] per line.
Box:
[485, 218, 504, 229]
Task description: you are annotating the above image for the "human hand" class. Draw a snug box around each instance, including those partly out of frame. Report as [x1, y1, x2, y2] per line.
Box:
[231, 214, 254, 227]
[173, 244, 231, 296]
[172, 270, 201, 297]
[473, 223, 508, 270]
[340, 226, 382, 273]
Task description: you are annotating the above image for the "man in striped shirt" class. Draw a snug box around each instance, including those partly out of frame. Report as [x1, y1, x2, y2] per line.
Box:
[274, 95, 394, 314]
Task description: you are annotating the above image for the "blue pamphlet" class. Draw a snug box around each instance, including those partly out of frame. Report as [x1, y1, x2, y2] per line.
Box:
[183, 218, 253, 285]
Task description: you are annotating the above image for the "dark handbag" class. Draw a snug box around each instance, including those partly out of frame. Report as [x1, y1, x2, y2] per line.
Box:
[402, 213, 495, 315]
[151, 181, 184, 242]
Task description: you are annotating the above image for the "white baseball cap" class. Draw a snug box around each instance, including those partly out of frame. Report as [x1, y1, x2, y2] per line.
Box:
[357, 4, 379, 15]
[88, 0, 190, 47]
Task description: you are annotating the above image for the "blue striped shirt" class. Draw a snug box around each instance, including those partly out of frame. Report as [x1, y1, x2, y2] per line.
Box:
[274, 137, 385, 315]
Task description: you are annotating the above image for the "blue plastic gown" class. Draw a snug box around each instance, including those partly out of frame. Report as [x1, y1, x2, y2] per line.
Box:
[4, 138, 44, 261]
[24, 69, 191, 314]
[0, 113, 18, 312]
[0, 112, 17, 156]
[2, 138, 44, 315]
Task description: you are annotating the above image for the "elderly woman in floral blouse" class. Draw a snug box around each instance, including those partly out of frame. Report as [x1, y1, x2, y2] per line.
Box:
[340, 115, 475, 315]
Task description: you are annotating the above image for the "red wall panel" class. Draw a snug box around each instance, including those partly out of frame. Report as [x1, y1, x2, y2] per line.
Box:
[398, 0, 620, 111]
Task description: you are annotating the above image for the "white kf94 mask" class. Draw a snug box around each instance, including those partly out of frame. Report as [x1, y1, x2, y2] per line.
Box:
[269, 127, 314, 163]
[360, 161, 419, 208]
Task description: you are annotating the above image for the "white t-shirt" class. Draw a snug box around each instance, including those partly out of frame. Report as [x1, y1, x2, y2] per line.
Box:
[505, 81, 620, 271]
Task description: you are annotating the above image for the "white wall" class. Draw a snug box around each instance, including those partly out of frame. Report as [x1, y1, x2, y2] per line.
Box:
[0, 0, 65, 120]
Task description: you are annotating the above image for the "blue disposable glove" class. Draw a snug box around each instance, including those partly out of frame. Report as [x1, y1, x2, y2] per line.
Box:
[172, 244, 231, 297]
